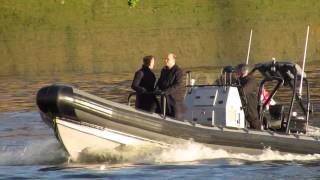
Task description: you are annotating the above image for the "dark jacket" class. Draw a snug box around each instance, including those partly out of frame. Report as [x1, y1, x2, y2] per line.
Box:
[157, 65, 185, 119]
[239, 75, 261, 129]
[131, 65, 157, 112]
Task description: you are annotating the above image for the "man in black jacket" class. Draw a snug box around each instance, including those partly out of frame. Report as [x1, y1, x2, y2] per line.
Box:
[237, 64, 261, 130]
[157, 53, 185, 120]
[131, 55, 157, 112]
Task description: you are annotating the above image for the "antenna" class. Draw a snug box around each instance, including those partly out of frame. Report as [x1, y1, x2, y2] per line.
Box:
[246, 29, 253, 65]
[298, 25, 310, 96]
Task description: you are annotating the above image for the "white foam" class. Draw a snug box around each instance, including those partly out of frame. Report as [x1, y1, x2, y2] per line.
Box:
[0, 139, 66, 165]
[307, 126, 320, 137]
[76, 140, 320, 164]
[154, 141, 320, 163]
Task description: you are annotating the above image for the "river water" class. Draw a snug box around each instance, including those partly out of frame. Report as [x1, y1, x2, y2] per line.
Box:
[1, 63, 320, 179]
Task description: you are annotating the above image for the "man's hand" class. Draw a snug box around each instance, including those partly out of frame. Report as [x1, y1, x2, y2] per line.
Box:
[140, 88, 147, 94]
[153, 89, 166, 95]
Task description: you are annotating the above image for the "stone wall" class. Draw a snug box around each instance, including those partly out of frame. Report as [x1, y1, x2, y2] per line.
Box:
[0, 0, 319, 76]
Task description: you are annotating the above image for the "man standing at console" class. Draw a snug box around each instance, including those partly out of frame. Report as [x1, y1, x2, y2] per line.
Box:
[237, 64, 261, 130]
[157, 53, 185, 120]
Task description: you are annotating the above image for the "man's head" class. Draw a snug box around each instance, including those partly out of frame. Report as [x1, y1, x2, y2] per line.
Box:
[165, 53, 176, 69]
[143, 55, 155, 69]
[237, 63, 249, 77]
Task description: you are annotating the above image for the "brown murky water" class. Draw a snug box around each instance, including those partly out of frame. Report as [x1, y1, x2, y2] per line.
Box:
[0, 63, 319, 124]
[0, 66, 220, 112]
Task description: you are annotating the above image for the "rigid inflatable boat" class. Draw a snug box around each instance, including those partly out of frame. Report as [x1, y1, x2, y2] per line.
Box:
[36, 61, 318, 161]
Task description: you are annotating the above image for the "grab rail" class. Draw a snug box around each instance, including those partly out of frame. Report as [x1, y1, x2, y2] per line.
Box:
[127, 92, 137, 107]
[127, 92, 167, 119]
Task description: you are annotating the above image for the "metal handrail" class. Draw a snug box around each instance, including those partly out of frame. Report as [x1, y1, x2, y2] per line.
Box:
[127, 91, 167, 119]
[286, 70, 298, 133]
[127, 92, 137, 107]
[257, 76, 284, 121]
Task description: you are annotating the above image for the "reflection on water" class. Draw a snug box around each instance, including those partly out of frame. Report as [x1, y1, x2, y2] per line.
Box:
[1, 111, 320, 167]
[1, 110, 320, 179]
[0, 112, 66, 165]
[0, 72, 134, 112]
[0, 62, 319, 123]
[0, 67, 222, 113]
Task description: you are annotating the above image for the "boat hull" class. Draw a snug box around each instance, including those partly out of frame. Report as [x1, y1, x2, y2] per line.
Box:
[55, 118, 170, 161]
[37, 85, 320, 161]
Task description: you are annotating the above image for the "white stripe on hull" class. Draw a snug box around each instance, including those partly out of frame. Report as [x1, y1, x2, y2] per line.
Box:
[55, 118, 167, 161]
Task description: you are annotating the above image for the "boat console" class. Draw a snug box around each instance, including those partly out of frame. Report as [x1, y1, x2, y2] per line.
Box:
[183, 66, 245, 128]
[183, 60, 311, 134]
[184, 85, 245, 128]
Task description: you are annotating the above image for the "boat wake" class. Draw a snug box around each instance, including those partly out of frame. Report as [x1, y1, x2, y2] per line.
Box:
[0, 139, 67, 165]
[74, 140, 320, 165]
[1, 112, 319, 166]
[73, 125, 320, 165]
[156, 141, 320, 163]
[307, 126, 320, 137]
[0, 112, 67, 165]
[1, 132, 319, 166]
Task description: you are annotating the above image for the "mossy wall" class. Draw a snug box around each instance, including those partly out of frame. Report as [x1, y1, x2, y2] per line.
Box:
[0, 0, 319, 76]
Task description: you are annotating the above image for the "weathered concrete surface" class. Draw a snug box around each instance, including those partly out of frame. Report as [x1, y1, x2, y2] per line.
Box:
[0, 0, 319, 76]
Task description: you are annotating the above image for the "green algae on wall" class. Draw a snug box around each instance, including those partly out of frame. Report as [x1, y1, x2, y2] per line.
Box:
[128, 0, 139, 8]
[0, 0, 319, 76]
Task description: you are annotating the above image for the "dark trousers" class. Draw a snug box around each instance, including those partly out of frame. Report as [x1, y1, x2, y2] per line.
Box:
[161, 96, 185, 120]
[135, 95, 157, 112]
[246, 96, 261, 129]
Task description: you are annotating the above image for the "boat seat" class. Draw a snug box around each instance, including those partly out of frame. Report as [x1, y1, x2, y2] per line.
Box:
[269, 104, 284, 120]
[265, 104, 285, 130]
